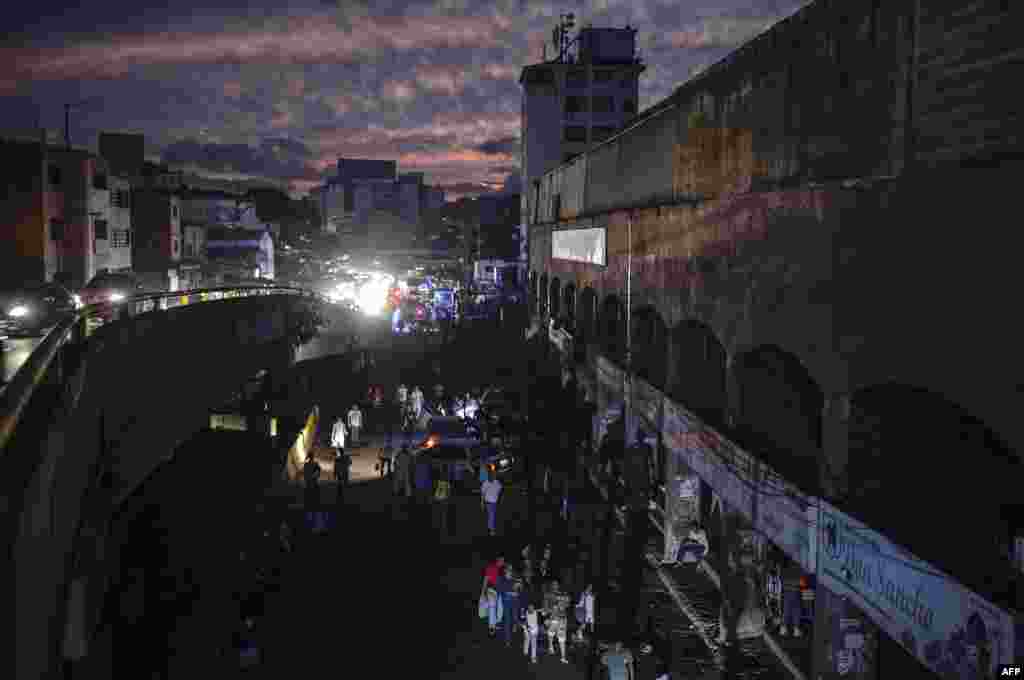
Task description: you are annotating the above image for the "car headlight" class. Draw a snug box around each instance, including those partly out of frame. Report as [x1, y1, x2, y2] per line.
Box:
[8, 305, 30, 318]
[72, 294, 83, 308]
[108, 292, 125, 302]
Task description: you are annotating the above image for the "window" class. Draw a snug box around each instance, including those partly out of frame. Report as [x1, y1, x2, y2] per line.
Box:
[173, 237, 179, 255]
[623, 99, 637, 114]
[565, 96, 588, 114]
[592, 126, 616, 142]
[94, 220, 109, 240]
[93, 174, 108, 190]
[592, 96, 614, 113]
[111, 230, 130, 248]
[50, 219, 64, 242]
[594, 70, 615, 83]
[48, 165, 62, 186]
[171, 204, 179, 218]
[566, 69, 587, 87]
[184, 241, 195, 257]
[564, 126, 587, 142]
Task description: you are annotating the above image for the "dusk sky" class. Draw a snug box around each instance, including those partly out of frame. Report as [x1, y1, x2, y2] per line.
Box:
[1, 0, 803, 199]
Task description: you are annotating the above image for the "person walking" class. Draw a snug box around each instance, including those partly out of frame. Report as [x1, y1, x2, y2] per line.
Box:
[396, 383, 409, 408]
[394, 444, 412, 499]
[302, 453, 321, 516]
[575, 584, 596, 643]
[413, 452, 433, 508]
[497, 566, 523, 648]
[347, 404, 363, 448]
[543, 580, 570, 663]
[523, 603, 540, 664]
[335, 448, 351, 507]
[432, 461, 453, 535]
[600, 641, 635, 680]
[410, 386, 424, 422]
[331, 413, 347, 452]
[480, 468, 503, 537]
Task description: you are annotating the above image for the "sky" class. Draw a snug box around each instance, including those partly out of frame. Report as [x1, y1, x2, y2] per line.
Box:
[0, 0, 804, 200]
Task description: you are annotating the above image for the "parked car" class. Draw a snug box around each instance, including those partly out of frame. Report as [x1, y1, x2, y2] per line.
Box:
[79, 272, 142, 320]
[0, 282, 80, 337]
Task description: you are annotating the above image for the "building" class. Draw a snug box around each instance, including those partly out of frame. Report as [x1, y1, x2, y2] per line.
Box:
[205, 227, 275, 281]
[525, 1, 1023, 678]
[0, 137, 123, 289]
[312, 158, 445, 248]
[98, 132, 146, 181]
[0, 136, 64, 287]
[95, 175, 133, 275]
[519, 21, 644, 227]
[131, 188, 182, 291]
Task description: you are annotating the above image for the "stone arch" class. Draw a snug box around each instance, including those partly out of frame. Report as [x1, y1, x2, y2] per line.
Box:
[578, 287, 598, 345]
[549, 276, 561, 319]
[731, 344, 824, 494]
[529, 271, 538, 315]
[562, 282, 577, 329]
[538, 272, 549, 317]
[599, 294, 626, 363]
[847, 383, 1020, 597]
[670, 320, 728, 429]
[631, 306, 669, 389]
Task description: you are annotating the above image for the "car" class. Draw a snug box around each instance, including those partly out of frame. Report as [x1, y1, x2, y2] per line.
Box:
[79, 272, 143, 320]
[416, 443, 517, 489]
[0, 282, 80, 337]
[416, 415, 482, 450]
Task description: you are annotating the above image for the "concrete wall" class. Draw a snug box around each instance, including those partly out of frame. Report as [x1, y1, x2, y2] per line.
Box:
[9, 292, 326, 680]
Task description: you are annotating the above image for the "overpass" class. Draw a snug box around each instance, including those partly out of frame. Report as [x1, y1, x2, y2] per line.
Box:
[0, 285, 338, 680]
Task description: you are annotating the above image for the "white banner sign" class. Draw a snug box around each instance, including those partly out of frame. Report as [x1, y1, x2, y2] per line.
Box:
[552, 227, 606, 266]
[819, 500, 1017, 679]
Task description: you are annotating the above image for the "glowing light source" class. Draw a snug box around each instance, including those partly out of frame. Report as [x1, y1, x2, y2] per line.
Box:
[109, 292, 126, 302]
[8, 305, 29, 318]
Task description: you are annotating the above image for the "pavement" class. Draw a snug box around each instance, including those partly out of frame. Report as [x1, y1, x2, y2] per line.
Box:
[252, 457, 596, 680]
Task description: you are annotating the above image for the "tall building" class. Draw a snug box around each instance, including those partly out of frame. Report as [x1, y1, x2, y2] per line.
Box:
[519, 20, 645, 224]
[98, 132, 146, 181]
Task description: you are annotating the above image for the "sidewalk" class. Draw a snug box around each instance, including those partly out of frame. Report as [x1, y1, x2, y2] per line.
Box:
[580, 451, 801, 680]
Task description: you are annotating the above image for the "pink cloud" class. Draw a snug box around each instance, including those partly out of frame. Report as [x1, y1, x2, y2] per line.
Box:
[323, 94, 352, 115]
[481, 63, 519, 81]
[413, 64, 467, 96]
[223, 81, 243, 98]
[381, 80, 416, 102]
[312, 112, 521, 155]
[270, 109, 293, 128]
[0, 13, 511, 84]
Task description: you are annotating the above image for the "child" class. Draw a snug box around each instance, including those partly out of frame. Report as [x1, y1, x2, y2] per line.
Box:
[523, 603, 540, 664]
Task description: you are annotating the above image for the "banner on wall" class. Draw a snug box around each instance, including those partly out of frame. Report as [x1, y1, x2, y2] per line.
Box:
[818, 500, 1016, 680]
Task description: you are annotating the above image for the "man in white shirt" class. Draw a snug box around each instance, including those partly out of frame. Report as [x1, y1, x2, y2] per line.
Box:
[347, 404, 363, 447]
[331, 415, 347, 451]
[480, 468, 503, 537]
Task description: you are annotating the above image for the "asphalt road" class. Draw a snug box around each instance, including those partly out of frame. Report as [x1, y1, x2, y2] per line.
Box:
[0, 336, 43, 387]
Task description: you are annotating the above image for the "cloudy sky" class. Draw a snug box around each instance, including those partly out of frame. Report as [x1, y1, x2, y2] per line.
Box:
[0, 0, 804, 199]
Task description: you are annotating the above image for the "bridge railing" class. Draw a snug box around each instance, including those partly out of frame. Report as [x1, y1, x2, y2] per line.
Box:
[0, 283, 327, 456]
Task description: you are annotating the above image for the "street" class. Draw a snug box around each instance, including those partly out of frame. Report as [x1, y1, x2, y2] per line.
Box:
[0, 336, 43, 389]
